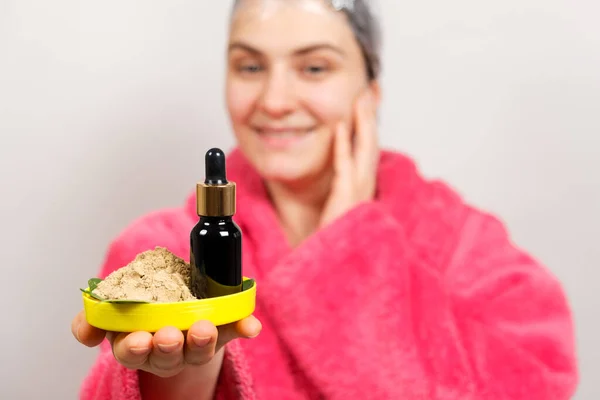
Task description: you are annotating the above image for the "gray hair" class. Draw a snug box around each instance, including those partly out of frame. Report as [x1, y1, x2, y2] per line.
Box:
[231, 0, 382, 80]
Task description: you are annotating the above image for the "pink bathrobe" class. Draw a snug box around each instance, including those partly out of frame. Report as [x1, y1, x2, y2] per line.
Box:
[80, 149, 578, 400]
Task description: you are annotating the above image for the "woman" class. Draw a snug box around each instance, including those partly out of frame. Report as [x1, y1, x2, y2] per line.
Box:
[71, 0, 579, 399]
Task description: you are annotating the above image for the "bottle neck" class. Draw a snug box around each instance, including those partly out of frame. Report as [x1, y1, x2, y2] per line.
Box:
[199, 215, 233, 223]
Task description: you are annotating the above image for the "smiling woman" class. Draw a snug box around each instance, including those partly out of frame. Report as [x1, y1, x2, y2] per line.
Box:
[73, 1, 578, 399]
[226, 0, 380, 188]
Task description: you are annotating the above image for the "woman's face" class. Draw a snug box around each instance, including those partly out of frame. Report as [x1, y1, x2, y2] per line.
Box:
[226, 0, 379, 184]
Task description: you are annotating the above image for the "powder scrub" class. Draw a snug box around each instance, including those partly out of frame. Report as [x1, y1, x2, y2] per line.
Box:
[94, 247, 204, 303]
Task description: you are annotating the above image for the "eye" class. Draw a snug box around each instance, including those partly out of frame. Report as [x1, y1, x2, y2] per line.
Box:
[304, 65, 326, 74]
[230, 55, 265, 75]
[301, 64, 330, 78]
[238, 63, 263, 73]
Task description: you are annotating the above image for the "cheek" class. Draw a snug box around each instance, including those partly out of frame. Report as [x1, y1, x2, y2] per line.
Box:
[226, 80, 256, 124]
[302, 83, 356, 129]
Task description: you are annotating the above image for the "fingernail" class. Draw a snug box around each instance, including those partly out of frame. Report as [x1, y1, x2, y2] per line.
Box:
[157, 342, 181, 353]
[130, 346, 151, 355]
[190, 335, 211, 347]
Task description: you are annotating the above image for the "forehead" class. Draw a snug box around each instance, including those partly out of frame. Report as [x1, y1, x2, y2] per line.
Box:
[229, 0, 356, 53]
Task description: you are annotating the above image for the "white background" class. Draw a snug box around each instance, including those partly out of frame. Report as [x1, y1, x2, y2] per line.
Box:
[1, 0, 598, 398]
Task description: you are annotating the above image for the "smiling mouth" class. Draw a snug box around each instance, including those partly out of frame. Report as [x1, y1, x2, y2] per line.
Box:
[255, 126, 314, 136]
[253, 126, 316, 148]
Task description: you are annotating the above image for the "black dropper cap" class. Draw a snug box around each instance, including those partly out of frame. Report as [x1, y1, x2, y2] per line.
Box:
[197, 148, 236, 217]
[204, 148, 228, 185]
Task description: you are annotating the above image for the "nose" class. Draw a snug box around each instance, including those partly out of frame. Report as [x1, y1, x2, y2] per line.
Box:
[257, 66, 296, 118]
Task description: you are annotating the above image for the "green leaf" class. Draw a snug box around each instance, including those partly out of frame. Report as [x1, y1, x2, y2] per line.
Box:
[80, 287, 150, 303]
[242, 279, 255, 291]
[103, 299, 150, 304]
[79, 288, 105, 301]
[88, 278, 102, 291]
[80, 277, 105, 300]
[81, 277, 151, 303]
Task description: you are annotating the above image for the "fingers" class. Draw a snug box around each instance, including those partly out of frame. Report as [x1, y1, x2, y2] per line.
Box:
[148, 327, 185, 377]
[333, 121, 354, 181]
[354, 91, 378, 175]
[80, 316, 261, 376]
[217, 315, 262, 349]
[333, 90, 378, 183]
[71, 310, 106, 347]
[236, 315, 262, 338]
[111, 331, 153, 370]
[184, 316, 261, 366]
[184, 320, 218, 365]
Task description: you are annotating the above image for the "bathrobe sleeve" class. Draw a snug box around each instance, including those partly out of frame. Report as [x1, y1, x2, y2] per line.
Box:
[79, 209, 255, 400]
[258, 190, 579, 399]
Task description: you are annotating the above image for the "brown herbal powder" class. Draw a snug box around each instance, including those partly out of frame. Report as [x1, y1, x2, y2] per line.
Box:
[94, 246, 199, 303]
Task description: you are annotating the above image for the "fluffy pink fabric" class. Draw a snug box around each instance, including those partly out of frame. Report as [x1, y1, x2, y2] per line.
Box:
[80, 149, 578, 399]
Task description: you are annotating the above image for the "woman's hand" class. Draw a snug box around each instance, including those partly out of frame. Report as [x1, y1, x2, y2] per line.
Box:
[319, 91, 379, 228]
[71, 310, 261, 397]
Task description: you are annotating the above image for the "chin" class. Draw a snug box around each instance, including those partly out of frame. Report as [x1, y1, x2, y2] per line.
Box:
[262, 156, 316, 182]
[247, 152, 325, 186]
[235, 128, 333, 185]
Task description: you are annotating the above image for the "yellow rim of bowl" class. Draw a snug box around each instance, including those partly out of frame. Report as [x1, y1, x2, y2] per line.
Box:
[82, 277, 256, 332]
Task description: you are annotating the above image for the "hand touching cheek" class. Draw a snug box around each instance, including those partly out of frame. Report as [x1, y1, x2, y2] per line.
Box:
[319, 91, 379, 228]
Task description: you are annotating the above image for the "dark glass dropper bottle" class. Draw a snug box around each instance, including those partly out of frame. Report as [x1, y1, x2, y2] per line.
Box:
[189, 148, 243, 298]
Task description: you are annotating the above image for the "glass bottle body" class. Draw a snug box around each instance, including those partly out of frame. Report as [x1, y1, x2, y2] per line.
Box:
[190, 216, 243, 298]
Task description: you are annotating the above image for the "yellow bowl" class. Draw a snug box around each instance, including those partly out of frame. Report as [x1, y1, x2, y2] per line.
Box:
[82, 277, 256, 332]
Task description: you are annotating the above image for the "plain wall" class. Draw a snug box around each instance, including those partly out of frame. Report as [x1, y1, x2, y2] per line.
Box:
[1, 0, 598, 398]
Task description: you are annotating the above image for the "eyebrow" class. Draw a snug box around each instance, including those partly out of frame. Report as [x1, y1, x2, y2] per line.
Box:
[228, 41, 346, 57]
